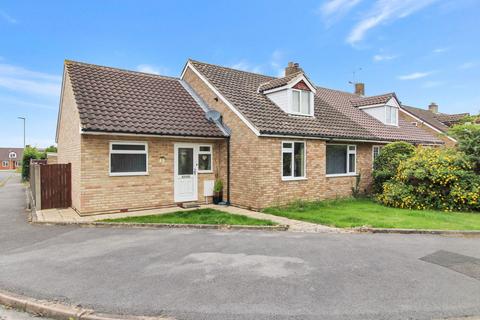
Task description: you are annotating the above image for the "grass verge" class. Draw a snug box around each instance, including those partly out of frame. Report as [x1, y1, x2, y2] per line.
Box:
[263, 198, 480, 230]
[100, 208, 277, 226]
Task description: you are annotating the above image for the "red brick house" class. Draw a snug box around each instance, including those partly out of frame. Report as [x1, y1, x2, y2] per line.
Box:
[56, 59, 463, 215]
[0, 148, 23, 171]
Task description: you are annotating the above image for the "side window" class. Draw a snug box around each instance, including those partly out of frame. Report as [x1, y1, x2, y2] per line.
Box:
[198, 145, 213, 173]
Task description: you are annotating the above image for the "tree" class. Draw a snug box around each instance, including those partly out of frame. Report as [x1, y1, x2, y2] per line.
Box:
[21, 146, 42, 180]
[448, 123, 480, 173]
[372, 141, 415, 194]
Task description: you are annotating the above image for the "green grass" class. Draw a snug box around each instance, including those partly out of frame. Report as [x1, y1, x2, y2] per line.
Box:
[100, 208, 277, 226]
[263, 198, 480, 230]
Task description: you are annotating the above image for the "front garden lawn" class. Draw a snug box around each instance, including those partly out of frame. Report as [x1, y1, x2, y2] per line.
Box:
[100, 208, 276, 226]
[263, 198, 480, 230]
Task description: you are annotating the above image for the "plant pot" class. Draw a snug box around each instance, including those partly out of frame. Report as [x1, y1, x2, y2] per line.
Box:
[213, 191, 223, 204]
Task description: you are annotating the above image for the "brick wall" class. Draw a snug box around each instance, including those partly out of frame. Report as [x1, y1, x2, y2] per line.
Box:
[183, 66, 378, 210]
[56, 73, 82, 210]
[399, 111, 455, 147]
[78, 134, 225, 215]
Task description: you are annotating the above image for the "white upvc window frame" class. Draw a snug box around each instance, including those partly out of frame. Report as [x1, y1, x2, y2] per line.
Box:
[15, 161, 21, 167]
[372, 145, 383, 167]
[2, 160, 8, 167]
[325, 144, 357, 177]
[109, 141, 148, 177]
[8, 152, 16, 159]
[197, 144, 213, 173]
[384, 105, 398, 126]
[281, 140, 307, 181]
[288, 89, 314, 117]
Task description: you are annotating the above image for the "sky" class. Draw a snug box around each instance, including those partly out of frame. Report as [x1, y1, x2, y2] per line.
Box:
[0, 0, 479, 148]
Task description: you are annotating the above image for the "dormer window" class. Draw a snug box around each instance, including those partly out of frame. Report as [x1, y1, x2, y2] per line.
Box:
[385, 106, 398, 125]
[291, 89, 312, 115]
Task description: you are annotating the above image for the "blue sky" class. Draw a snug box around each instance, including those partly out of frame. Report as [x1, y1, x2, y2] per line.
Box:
[0, 0, 479, 147]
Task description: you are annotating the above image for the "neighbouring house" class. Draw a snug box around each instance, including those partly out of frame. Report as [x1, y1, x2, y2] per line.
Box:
[56, 59, 449, 215]
[399, 103, 469, 146]
[0, 148, 23, 171]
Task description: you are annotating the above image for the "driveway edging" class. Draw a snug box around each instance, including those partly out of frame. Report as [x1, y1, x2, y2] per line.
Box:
[355, 227, 480, 236]
[32, 220, 290, 231]
[0, 288, 174, 320]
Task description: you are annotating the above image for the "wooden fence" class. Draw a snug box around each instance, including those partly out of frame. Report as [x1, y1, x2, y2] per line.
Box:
[30, 163, 71, 210]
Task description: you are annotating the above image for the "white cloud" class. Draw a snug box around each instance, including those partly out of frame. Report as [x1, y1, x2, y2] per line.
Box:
[373, 54, 397, 61]
[459, 61, 478, 70]
[398, 71, 432, 80]
[0, 10, 17, 24]
[229, 60, 263, 74]
[433, 47, 449, 53]
[136, 64, 168, 75]
[0, 63, 61, 96]
[319, 0, 362, 26]
[347, 0, 438, 45]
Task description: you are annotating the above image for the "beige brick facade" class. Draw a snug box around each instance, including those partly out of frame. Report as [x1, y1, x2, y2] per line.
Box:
[57, 66, 386, 214]
[57, 73, 82, 210]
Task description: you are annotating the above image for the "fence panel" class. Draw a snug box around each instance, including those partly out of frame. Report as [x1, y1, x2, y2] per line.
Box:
[40, 163, 71, 209]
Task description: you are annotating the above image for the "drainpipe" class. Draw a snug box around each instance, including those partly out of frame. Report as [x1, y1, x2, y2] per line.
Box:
[226, 137, 231, 205]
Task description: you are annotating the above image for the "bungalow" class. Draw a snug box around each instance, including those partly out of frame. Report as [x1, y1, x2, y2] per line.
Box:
[0, 148, 23, 171]
[57, 59, 450, 215]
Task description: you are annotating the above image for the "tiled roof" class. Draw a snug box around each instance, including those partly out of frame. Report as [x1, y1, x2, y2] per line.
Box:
[189, 60, 443, 144]
[434, 113, 469, 126]
[257, 71, 303, 92]
[0, 148, 23, 161]
[65, 60, 226, 137]
[350, 93, 396, 107]
[401, 105, 453, 132]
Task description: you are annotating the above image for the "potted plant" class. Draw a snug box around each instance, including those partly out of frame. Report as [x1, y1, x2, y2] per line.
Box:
[213, 179, 223, 204]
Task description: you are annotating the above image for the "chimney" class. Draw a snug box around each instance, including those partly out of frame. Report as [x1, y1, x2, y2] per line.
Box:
[285, 62, 303, 77]
[355, 83, 365, 96]
[428, 102, 439, 114]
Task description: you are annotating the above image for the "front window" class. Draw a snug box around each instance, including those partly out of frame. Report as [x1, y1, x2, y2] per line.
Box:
[385, 106, 398, 125]
[8, 152, 16, 159]
[15, 161, 21, 167]
[326, 144, 356, 175]
[372, 145, 383, 167]
[282, 141, 306, 180]
[110, 142, 148, 176]
[2, 161, 8, 167]
[198, 145, 213, 173]
[291, 90, 312, 115]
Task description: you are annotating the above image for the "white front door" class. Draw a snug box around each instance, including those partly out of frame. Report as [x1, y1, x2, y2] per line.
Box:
[174, 144, 198, 202]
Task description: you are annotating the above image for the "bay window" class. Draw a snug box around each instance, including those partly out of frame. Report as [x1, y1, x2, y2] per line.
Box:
[110, 142, 148, 176]
[282, 141, 306, 180]
[326, 144, 357, 176]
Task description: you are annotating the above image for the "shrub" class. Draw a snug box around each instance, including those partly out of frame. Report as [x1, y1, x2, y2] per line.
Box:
[372, 141, 415, 194]
[377, 147, 480, 211]
[21, 146, 43, 180]
[448, 123, 480, 173]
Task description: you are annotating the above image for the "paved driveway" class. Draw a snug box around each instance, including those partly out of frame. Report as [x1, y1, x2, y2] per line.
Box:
[0, 173, 480, 320]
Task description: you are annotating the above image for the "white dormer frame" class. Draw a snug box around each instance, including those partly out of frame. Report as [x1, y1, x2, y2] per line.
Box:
[263, 73, 316, 117]
[358, 97, 400, 127]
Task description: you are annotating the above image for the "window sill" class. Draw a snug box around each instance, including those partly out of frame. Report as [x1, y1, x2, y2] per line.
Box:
[282, 177, 307, 181]
[198, 170, 213, 174]
[109, 172, 149, 177]
[326, 173, 358, 178]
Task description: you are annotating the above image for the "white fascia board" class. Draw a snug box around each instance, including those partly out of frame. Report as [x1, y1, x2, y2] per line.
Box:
[180, 61, 260, 136]
[55, 66, 67, 143]
[398, 108, 457, 143]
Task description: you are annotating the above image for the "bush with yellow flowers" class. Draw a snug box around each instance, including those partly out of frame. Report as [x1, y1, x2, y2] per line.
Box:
[377, 147, 480, 212]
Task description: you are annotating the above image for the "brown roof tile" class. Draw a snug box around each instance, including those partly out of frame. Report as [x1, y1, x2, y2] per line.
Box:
[0, 148, 23, 161]
[189, 60, 443, 144]
[65, 60, 226, 137]
[350, 93, 396, 107]
[257, 71, 304, 92]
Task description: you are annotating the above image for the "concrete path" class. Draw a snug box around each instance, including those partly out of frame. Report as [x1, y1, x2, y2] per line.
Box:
[1, 172, 480, 320]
